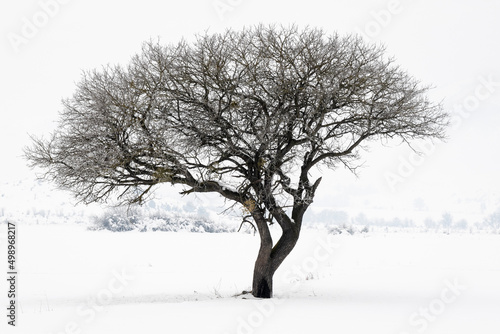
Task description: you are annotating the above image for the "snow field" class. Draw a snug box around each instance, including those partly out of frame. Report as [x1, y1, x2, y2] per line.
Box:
[1, 224, 499, 333]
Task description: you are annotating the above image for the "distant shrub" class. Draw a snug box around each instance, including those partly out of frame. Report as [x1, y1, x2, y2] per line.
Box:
[484, 208, 500, 232]
[328, 224, 365, 235]
[90, 213, 140, 232]
[89, 211, 237, 233]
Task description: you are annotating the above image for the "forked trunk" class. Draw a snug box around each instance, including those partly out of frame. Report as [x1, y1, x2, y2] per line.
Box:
[251, 228, 300, 298]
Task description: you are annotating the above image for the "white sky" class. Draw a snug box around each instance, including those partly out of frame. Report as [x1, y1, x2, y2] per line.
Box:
[1, 0, 499, 218]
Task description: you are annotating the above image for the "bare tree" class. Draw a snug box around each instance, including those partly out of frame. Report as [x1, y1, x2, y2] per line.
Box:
[25, 25, 448, 298]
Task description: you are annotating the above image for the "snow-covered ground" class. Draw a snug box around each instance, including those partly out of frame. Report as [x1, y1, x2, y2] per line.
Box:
[1, 223, 499, 334]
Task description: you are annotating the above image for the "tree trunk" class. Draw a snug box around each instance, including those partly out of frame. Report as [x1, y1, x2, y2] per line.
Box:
[252, 228, 300, 298]
[252, 249, 274, 298]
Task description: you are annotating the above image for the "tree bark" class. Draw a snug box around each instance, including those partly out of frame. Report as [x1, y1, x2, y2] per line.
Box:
[252, 227, 300, 298]
[251, 208, 274, 298]
[252, 248, 274, 298]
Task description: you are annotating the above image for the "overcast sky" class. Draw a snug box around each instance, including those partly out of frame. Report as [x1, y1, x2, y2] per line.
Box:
[1, 0, 499, 218]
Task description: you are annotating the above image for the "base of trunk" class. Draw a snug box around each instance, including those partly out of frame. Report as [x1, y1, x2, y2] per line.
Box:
[253, 276, 272, 298]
